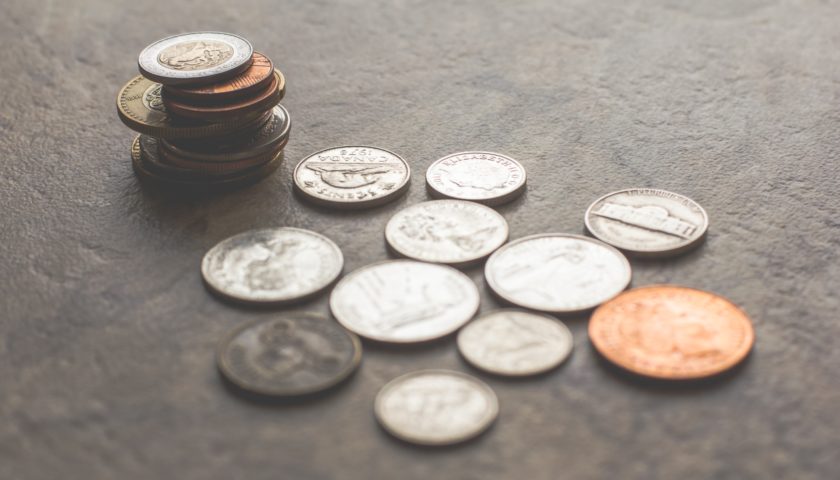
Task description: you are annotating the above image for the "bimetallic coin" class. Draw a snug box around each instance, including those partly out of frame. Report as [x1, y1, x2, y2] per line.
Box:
[585, 188, 709, 257]
[164, 52, 275, 101]
[375, 370, 498, 446]
[217, 313, 362, 397]
[426, 151, 526, 206]
[162, 70, 284, 122]
[485, 234, 631, 314]
[294, 146, 410, 209]
[138, 32, 253, 85]
[589, 285, 755, 380]
[457, 309, 573, 376]
[329, 260, 479, 343]
[385, 200, 508, 266]
[201, 228, 343, 305]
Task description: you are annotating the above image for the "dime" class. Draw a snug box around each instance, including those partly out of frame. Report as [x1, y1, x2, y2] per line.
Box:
[217, 313, 362, 397]
[585, 188, 709, 257]
[294, 146, 410, 209]
[385, 200, 508, 266]
[457, 309, 573, 376]
[201, 228, 343, 305]
[162, 70, 284, 122]
[589, 285, 755, 380]
[375, 370, 498, 445]
[485, 234, 631, 313]
[426, 151, 526, 206]
[329, 260, 479, 343]
[164, 52, 275, 102]
[138, 32, 253, 85]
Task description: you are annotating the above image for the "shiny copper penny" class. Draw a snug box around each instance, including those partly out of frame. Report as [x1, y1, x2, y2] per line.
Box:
[164, 52, 275, 102]
[161, 70, 284, 122]
[589, 285, 754, 380]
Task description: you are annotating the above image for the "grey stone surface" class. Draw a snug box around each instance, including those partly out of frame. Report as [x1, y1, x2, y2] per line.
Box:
[1, 0, 839, 478]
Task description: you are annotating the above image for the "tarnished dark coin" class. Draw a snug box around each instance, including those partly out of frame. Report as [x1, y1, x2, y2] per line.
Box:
[162, 70, 284, 122]
[164, 52, 275, 102]
[426, 152, 526, 206]
[138, 32, 253, 85]
[294, 146, 410, 209]
[585, 188, 709, 257]
[217, 313, 362, 397]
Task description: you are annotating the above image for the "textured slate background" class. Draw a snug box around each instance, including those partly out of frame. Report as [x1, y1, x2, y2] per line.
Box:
[2, 0, 839, 478]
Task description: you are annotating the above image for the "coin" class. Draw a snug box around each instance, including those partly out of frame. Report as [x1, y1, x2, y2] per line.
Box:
[329, 260, 479, 343]
[162, 70, 284, 122]
[375, 370, 498, 445]
[159, 142, 286, 174]
[385, 200, 508, 266]
[294, 146, 410, 209]
[164, 52, 275, 102]
[138, 32, 253, 85]
[201, 228, 343, 305]
[426, 151, 526, 206]
[485, 234, 631, 313]
[457, 309, 573, 376]
[585, 188, 709, 257]
[589, 285, 755, 380]
[217, 313, 362, 397]
[117, 75, 264, 139]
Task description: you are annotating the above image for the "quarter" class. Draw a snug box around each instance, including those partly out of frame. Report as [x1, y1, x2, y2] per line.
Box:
[426, 151, 526, 206]
[138, 32, 253, 85]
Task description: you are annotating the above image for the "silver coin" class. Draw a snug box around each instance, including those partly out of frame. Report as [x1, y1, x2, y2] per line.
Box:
[329, 260, 479, 343]
[217, 313, 362, 397]
[293, 146, 410, 209]
[201, 228, 343, 305]
[385, 200, 509, 266]
[375, 370, 498, 445]
[457, 309, 573, 376]
[425, 151, 526, 206]
[485, 234, 631, 313]
[138, 32, 253, 85]
[585, 188, 709, 257]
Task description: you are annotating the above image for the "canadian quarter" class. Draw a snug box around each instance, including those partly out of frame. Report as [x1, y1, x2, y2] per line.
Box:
[426, 151, 526, 206]
[138, 32, 253, 85]
[485, 234, 631, 314]
[201, 228, 343, 305]
[385, 200, 508, 266]
[585, 188, 709, 257]
[375, 370, 498, 446]
[329, 260, 479, 343]
[457, 309, 573, 376]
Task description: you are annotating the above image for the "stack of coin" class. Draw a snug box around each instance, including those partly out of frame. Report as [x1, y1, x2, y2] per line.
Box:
[117, 32, 290, 191]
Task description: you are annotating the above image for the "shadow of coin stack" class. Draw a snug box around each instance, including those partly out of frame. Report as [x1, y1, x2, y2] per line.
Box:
[116, 32, 290, 192]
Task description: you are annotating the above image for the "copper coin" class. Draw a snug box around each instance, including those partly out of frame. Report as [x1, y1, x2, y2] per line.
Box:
[161, 70, 284, 122]
[589, 285, 755, 380]
[164, 52, 275, 102]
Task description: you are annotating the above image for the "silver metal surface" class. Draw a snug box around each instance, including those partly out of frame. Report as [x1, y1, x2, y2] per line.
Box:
[425, 151, 526, 206]
[138, 32, 253, 85]
[385, 200, 509, 266]
[484, 233, 631, 313]
[374, 370, 499, 445]
[329, 260, 479, 343]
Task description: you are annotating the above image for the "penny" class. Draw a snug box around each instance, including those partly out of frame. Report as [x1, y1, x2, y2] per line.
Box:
[485, 234, 631, 314]
[585, 188, 709, 257]
[375, 370, 498, 445]
[329, 260, 479, 343]
[589, 285, 755, 380]
[138, 32, 253, 85]
[385, 200, 508, 266]
[201, 228, 343, 305]
[162, 70, 284, 122]
[217, 313, 362, 397]
[294, 146, 410, 209]
[164, 52, 275, 102]
[457, 309, 573, 376]
[426, 151, 526, 206]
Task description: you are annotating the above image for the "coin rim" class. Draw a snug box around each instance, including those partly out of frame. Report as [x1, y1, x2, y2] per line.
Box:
[216, 313, 362, 397]
[584, 188, 709, 258]
[425, 151, 527, 207]
[374, 369, 499, 446]
[293, 146, 411, 210]
[484, 233, 632, 314]
[161, 70, 284, 121]
[164, 51, 275, 101]
[384, 199, 509, 267]
[329, 259, 480, 343]
[200, 227, 344, 306]
[456, 308, 574, 376]
[138, 31, 254, 85]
